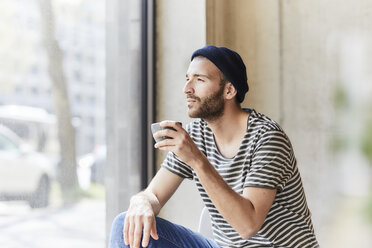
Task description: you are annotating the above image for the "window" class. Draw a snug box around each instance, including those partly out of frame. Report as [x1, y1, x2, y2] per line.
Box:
[0, 0, 106, 246]
[0, 133, 18, 152]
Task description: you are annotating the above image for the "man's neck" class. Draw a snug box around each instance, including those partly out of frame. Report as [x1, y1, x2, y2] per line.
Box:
[205, 105, 249, 158]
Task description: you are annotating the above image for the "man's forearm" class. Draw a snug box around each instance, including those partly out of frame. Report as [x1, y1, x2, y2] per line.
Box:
[191, 156, 271, 239]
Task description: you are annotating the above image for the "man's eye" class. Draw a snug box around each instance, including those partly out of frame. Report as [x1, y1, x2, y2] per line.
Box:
[197, 78, 204, 82]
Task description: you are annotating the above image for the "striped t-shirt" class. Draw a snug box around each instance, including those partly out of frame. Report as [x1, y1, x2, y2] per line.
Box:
[161, 108, 319, 248]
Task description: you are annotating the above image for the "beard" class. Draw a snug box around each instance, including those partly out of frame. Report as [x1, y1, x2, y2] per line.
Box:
[187, 85, 225, 121]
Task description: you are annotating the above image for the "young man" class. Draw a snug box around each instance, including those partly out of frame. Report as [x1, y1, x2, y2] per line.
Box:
[109, 45, 319, 248]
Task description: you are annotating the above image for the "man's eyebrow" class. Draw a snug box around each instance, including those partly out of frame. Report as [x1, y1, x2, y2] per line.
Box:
[186, 73, 210, 79]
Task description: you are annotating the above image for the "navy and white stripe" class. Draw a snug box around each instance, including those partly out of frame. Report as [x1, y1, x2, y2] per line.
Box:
[162, 108, 319, 248]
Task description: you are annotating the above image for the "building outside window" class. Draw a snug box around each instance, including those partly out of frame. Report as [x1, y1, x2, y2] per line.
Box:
[0, 0, 106, 247]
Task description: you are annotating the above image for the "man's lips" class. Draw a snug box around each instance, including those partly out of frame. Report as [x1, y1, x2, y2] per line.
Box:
[186, 97, 198, 106]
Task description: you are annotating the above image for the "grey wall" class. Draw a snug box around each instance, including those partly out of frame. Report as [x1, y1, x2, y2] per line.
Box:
[204, 0, 372, 245]
[155, 0, 206, 231]
[205, 0, 336, 243]
[105, 0, 142, 243]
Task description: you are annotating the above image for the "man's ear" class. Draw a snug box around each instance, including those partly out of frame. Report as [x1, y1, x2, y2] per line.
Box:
[225, 82, 237, 100]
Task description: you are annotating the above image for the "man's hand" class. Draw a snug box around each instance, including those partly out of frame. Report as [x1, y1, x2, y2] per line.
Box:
[153, 121, 206, 167]
[123, 192, 159, 248]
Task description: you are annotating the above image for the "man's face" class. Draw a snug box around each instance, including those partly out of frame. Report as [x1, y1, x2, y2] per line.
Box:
[184, 57, 226, 121]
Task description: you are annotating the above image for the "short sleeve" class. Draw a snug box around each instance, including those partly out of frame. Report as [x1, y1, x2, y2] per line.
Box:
[161, 152, 194, 180]
[244, 129, 294, 192]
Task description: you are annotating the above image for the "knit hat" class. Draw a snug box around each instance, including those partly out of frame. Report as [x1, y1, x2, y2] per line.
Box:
[191, 45, 248, 103]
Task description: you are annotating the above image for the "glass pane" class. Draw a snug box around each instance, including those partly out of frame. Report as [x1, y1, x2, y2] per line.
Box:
[0, 0, 105, 247]
[0, 133, 18, 151]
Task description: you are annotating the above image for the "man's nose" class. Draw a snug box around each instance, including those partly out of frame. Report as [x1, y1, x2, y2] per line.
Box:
[183, 79, 194, 95]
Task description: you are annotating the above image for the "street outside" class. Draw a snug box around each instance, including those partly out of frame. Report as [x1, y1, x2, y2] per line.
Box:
[0, 199, 105, 248]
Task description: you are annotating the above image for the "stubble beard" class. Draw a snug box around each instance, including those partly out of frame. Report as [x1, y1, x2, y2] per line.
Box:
[187, 85, 225, 122]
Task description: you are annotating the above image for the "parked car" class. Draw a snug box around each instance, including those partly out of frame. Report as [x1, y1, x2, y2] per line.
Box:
[0, 125, 55, 208]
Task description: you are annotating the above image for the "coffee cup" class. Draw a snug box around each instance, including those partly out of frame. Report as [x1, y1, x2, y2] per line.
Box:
[151, 122, 182, 142]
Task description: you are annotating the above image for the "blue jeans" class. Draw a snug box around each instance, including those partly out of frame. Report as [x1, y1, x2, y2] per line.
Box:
[109, 212, 221, 248]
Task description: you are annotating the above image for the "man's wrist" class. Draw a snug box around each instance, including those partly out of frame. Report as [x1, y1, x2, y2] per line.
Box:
[190, 154, 210, 172]
[142, 190, 161, 215]
[129, 191, 160, 214]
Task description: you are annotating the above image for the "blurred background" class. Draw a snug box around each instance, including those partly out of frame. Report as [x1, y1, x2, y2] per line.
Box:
[1, 0, 372, 247]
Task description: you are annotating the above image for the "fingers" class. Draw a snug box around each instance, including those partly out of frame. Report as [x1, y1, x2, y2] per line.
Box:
[124, 213, 142, 248]
[132, 223, 143, 248]
[123, 215, 130, 245]
[153, 128, 176, 141]
[154, 138, 177, 150]
[152, 121, 183, 144]
[150, 217, 159, 240]
[142, 226, 151, 247]
[159, 121, 182, 130]
[123, 213, 157, 248]
[142, 215, 157, 247]
[128, 216, 135, 246]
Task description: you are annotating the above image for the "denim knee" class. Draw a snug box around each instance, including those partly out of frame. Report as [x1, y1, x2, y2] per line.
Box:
[112, 212, 126, 229]
[109, 212, 127, 248]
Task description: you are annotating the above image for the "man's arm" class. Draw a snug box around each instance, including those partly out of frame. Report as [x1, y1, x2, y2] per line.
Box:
[193, 159, 276, 239]
[154, 121, 276, 239]
[124, 167, 183, 248]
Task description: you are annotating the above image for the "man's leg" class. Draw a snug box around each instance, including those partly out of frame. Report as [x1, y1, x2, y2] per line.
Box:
[109, 212, 220, 248]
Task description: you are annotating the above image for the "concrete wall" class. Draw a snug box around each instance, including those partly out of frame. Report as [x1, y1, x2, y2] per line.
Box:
[204, 0, 372, 245]
[206, 0, 281, 121]
[155, 0, 206, 231]
[105, 0, 142, 243]
[205, 0, 336, 244]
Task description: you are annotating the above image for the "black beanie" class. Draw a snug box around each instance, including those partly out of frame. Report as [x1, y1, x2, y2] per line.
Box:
[191, 45, 249, 103]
